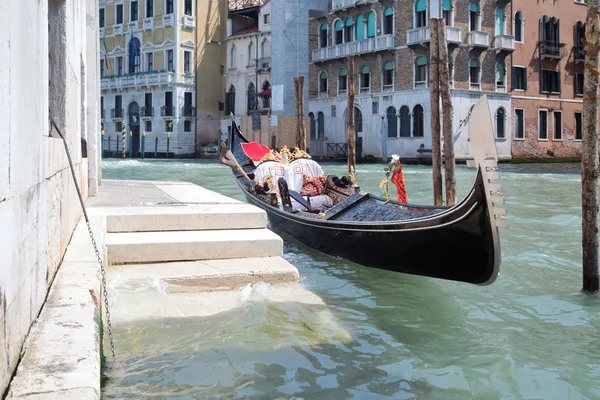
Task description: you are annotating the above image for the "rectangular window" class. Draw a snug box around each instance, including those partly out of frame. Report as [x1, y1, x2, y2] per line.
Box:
[100, 60, 104, 77]
[515, 109, 524, 139]
[146, 52, 153, 72]
[575, 73, 584, 96]
[553, 110, 562, 140]
[117, 56, 123, 75]
[264, 14, 271, 24]
[512, 66, 527, 90]
[165, 91, 173, 107]
[145, 120, 152, 132]
[99, 8, 105, 28]
[185, 0, 192, 15]
[116, 121, 122, 132]
[541, 69, 560, 93]
[338, 75, 347, 93]
[184, 51, 191, 73]
[116, 4, 123, 24]
[144, 92, 152, 116]
[131, 1, 138, 21]
[166, 0, 174, 14]
[167, 50, 173, 71]
[443, 10, 451, 26]
[539, 109, 548, 140]
[146, 0, 154, 18]
[384, 14, 393, 35]
[416, 11, 426, 28]
[184, 120, 192, 132]
[383, 69, 393, 87]
[575, 112, 583, 140]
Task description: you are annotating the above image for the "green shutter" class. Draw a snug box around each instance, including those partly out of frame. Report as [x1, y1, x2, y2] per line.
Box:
[361, 65, 371, 74]
[469, 3, 479, 12]
[334, 20, 342, 31]
[496, 62, 505, 82]
[384, 7, 394, 17]
[345, 17, 353, 27]
[367, 11, 376, 37]
[339, 68, 347, 77]
[416, 56, 427, 66]
[443, 0, 452, 11]
[356, 15, 365, 40]
[469, 59, 479, 68]
[416, 0, 427, 12]
[511, 66, 517, 89]
[384, 61, 393, 71]
[320, 23, 327, 31]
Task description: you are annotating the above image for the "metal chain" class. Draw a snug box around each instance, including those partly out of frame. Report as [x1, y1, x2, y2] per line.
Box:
[49, 115, 116, 358]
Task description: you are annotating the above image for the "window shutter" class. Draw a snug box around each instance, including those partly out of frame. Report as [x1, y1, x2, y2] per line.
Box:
[523, 69, 527, 91]
[512, 66, 517, 90]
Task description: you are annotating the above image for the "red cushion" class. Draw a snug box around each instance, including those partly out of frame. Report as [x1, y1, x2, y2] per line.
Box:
[300, 175, 326, 196]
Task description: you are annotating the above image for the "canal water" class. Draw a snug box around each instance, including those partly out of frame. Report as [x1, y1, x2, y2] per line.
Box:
[101, 159, 600, 399]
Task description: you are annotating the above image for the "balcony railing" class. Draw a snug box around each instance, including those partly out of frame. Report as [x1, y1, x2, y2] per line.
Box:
[101, 109, 105, 119]
[113, 24, 123, 36]
[143, 17, 154, 30]
[312, 34, 394, 62]
[575, 45, 585, 62]
[494, 35, 515, 53]
[182, 106, 196, 117]
[415, 81, 427, 89]
[256, 57, 271, 70]
[183, 15, 196, 29]
[496, 83, 506, 93]
[407, 26, 462, 46]
[470, 82, 481, 91]
[163, 14, 174, 27]
[469, 31, 490, 48]
[539, 40, 565, 59]
[111, 108, 124, 118]
[99, 27, 105, 37]
[101, 71, 192, 89]
[161, 106, 175, 117]
[128, 21, 139, 31]
[141, 107, 154, 117]
[446, 27, 463, 44]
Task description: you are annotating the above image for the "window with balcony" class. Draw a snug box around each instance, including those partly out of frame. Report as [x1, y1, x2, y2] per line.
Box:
[338, 68, 348, 95]
[360, 65, 371, 92]
[309, 113, 316, 139]
[442, 0, 452, 26]
[383, 8, 394, 35]
[575, 73, 584, 96]
[496, 108, 505, 138]
[413, 105, 424, 137]
[345, 17, 354, 42]
[184, 51, 191, 73]
[320, 24, 328, 48]
[539, 15, 560, 57]
[99, 8, 105, 28]
[147, 0, 154, 18]
[115, 95, 122, 117]
[144, 93, 153, 117]
[575, 112, 582, 140]
[165, 91, 173, 116]
[185, 0, 192, 16]
[495, 7, 506, 35]
[575, 21, 585, 61]
[514, 109, 524, 139]
[539, 109, 548, 140]
[167, 49, 173, 71]
[414, 56, 427, 88]
[146, 52, 153, 72]
[399, 106, 411, 137]
[116, 4, 123, 24]
[334, 20, 343, 44]
[541, 69, 560, 93]
[469, 59, 481, 90]
[512, 66, 527, 90]
[469, 3, 480, 31]
[514, 11, 523, 42]
[356, 15, 365, 41]
[166, 0, 174, 15]
[387, 107, 398, 138]
[553, 110, 562, 140]
[367, 11, 376, 38]
[318, 112, 325, 137]
[415, 0, 427, 28]
[131, 1, 138, 21]
[319, 71, 328, 93]
[116, 56, 123, 75]
[184, 92, 193, 116]
[496, 61, 506, 91]
[383, 61, 394, 90]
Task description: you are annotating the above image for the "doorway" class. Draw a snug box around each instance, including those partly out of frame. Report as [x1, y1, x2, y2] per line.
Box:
[128, 102, 141, 157]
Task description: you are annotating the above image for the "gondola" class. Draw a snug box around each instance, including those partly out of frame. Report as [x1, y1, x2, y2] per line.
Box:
[219, 95, 507, 285]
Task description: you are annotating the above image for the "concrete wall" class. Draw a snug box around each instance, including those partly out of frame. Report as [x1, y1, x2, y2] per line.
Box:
[0, 0, 98, 394]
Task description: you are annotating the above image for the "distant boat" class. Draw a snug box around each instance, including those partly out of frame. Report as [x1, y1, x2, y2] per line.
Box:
[220, 96, 507, 285]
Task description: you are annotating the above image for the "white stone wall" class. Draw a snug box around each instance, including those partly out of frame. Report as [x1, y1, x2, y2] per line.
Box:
[0, 0, 98, 393]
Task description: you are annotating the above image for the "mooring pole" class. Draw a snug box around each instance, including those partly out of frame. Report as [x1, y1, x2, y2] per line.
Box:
[107, 135, 111, 157]
[101, 129, 105, 158]
[129, 130, 133, 158]
[141, 131, 145, 159]
[121, 126, 126, 158]
[155, 132, 158, 157]
[347, 54, 356, 175]
[430, 18, 443, 206]
[167, 132, 170, 158]
[438, 18, 457, 206]
[582, 0, 600, 294]
[380, 115, 387, 163]
[294, 76, 307, 151]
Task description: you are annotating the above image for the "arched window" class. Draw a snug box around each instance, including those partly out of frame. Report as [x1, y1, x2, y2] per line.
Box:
[317, 111, 325, 138]
[356, 15, 365, 41]
[262, 80, 271, 108]
[229, 45, 236, 68]
[575, 21, 585, 60]
[334, 19, 343, 44]
[320, 23, 328, 48]
[319, 71, 328, 93]
[355, 107, 363, 133]
[496, 108, 505, 138]
[414, 56, 428, 88]
[383, 8, 394, 35]
[309, 112, 316, 139]
[128, 37, 141, 73]
[248, 42, 254, 66]
[345, 17, 354, 42]
[443, 0, 453, 26]
[540, 15, 559, 44]
[360, 65, 371, 92]
[387, 107, 397, 138]
[261, 39, 270, 58]
[400, 106, 411, 137]
[247, 82, 255, 111]
[496, 61, 506, 91]
[383, 61, 394, 90]
[514, 11, 524, 42]
[469, 59, 480, 90]
[469, 3, 480, 31]
[367, 11, 376, 38]
[338, 68, 348, 95]
[415, 0, 427, 28]
[413, 105, 424, 137]
[495, 7, 506, 35]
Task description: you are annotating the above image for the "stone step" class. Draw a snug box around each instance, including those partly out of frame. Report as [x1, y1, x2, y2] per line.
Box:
[105, 229, 282, 264]
[104, 205, 267, 233]
[109, 257, 300, 293]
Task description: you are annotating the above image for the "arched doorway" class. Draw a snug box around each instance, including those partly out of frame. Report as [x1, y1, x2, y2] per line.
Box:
[128, 102, 141, 157]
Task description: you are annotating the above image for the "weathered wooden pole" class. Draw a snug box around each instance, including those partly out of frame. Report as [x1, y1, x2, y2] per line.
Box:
[347, 55, 356, 175]
[429, 18, 443, 206]
[581, 0, 600, 294]
[438, 18, 457, 206]
[298, 76, 307, 151]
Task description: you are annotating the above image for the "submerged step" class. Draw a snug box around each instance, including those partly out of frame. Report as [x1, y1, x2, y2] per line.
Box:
[110, 257, 300, 292]
[105, 229, 283, 264]
[105, 205, 267, 233]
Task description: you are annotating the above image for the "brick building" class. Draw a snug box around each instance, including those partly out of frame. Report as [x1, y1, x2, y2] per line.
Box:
[510, 0, 587, 160]
[308, 0, 515, 161]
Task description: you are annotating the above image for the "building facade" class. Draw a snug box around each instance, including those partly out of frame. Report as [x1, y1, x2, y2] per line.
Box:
[308, 0, 515, 161]
[0, 0, 100, 393]
[510, 0, 587, 160]
[100, 0, 226, 157]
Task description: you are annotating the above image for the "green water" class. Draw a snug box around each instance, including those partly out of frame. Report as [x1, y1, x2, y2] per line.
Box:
[101, 159, 600, 399]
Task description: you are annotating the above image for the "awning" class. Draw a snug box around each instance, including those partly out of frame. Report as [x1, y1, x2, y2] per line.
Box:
[256, 88, 271, 97]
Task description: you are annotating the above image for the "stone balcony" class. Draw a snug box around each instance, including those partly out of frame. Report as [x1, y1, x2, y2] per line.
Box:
[128, 20, 139, 31]
[330, 0, 377, 12]
[101, 71, 193, 90]
[113, 24, 123, 36]
[183, 15, 196, 29]
[163, 14, 174, 27]
[143, 17, 153, 30]
[468, 31, 490, 49]
[312, 34, 394, 62]
[494, 35, 515, 54]
[406, 25, 463, 47]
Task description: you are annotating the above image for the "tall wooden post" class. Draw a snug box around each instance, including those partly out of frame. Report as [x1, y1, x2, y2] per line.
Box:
[429, 18, 443, 206]
[294, 76, 307, 151]
[347, 55, 356, 175]
[438, 18, 457, 206]
[582, 0, 600, 294]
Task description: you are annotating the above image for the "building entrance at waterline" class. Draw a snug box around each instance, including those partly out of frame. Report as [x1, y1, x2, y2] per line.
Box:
[128, 102, 141, 157]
